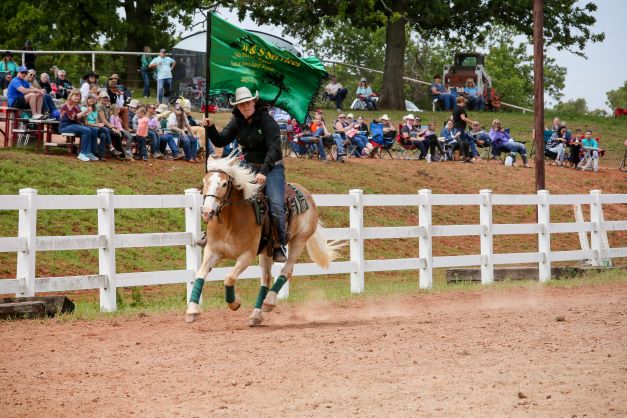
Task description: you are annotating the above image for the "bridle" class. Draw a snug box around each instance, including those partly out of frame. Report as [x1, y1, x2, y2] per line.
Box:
[203, 169, 253, 223]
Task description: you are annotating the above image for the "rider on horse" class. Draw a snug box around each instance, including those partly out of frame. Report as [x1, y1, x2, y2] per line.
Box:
[202, 86, 288, 262]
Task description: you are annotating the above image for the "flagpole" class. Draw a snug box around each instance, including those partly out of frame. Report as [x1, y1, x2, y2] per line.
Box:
[204, 11, 212, 173]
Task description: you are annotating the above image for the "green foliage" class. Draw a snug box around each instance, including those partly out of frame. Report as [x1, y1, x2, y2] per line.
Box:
[553, 98, 589, 115]
[606, 81, 627, 110]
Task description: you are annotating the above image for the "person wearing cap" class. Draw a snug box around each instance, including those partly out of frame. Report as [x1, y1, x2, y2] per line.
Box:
[149, 49, 176, 104]
[55, 70, 72, 100]
[203, 86, 288, 262]
[379, 114, 397, 142]
[400, 114, 427, 159]
[7, 65, 45, 119]
[96, 91, 127, 160]
[26, 69, 57, 117]
[0, 51, 19, 77]
[106, 74, 126, 108]
[24, 40, 36, 70]
[356, 78, 377, 111]
[324, 76, 348, 111]
[80, 71, 99, 103]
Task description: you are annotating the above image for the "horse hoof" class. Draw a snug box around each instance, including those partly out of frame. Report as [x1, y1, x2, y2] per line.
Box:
[248, 308, 262, 327]
[228, 294, 241, 311]
[262, 291, 277, 312]
[185, 312, 200, 323]
[185, 302, 201, 323]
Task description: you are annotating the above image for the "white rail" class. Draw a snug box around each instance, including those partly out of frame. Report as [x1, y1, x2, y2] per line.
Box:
[0, 188, 625, 312]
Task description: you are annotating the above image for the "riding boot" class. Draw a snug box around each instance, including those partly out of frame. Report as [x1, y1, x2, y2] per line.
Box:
[271, 216, 288, 262]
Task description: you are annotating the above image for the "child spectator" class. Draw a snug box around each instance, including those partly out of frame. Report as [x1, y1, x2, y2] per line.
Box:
[135, 106, 150, 161]
[109, 104, 134, 160]
[567, 128, 583, 167]
[581, 130, 600, 172]
[82, 93, 118, 160]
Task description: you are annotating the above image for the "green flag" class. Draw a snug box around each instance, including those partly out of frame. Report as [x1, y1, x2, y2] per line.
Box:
[209, 13, 327, 123]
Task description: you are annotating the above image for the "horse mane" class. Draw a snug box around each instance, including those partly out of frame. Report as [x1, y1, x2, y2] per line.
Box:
[206, 155, 261, 200]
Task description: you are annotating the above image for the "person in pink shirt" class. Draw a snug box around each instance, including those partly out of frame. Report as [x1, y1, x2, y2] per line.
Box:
[135, 106, 149, 160]
[109, 104, 134, 160]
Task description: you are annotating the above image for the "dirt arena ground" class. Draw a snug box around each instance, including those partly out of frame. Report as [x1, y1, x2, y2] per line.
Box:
[2, 282, 626, 417]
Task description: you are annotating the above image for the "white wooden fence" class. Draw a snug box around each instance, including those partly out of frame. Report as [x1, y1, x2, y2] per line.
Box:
[0, 188, 625, 312]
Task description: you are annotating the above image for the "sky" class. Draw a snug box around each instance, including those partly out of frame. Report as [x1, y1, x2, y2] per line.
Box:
[182, 1, 626, 111]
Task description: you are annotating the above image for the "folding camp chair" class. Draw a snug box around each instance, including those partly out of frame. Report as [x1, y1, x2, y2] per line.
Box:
[395, 124, 420, 160]
[369, 122, 395, 159]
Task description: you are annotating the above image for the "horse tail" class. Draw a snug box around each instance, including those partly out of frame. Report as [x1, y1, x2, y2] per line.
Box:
[306, 221, 344, 269]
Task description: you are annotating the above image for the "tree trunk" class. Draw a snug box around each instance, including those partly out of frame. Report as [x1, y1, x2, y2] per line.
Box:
[124, 0, 153, 87]
[379, 15, 406, 110]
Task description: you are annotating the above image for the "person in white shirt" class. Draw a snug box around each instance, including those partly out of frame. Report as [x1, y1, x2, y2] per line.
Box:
[324, 76, 348, 111]
[149, 48, 176, 104]
[80, 71, 99, 103]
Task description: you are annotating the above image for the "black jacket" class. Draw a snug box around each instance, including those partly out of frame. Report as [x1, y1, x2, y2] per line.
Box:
[207, 106, 282, 176]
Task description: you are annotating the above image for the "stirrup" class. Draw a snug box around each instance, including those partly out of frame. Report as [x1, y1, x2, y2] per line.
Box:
[273, 245, 288, 262]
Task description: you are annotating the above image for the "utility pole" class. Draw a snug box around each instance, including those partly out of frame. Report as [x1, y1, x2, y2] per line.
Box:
[533, 0, 545, 190]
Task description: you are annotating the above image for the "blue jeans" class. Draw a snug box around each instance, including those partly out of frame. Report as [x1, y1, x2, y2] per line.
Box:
[86, 126, 101, 156]
[96, 127, 113, 156]
[467, 95, 485, 111]
[332, 133, 346, 157]
[178, 134, 198, 160]
[158, 133, 180, 155]
[141, 69, 151, 97]
[222, 140, 239, 157]
[60, 124, 92, 155]
[434, 93, 455, 110]
[496, 141, 528, 164]
[265, 164, 287, 245]
[157, 78, 172, 103]
[134, 135, 148, 158]
[300, 136, 327, 159]
[148, 130, 159, 153]
[42, 94, 57, 113]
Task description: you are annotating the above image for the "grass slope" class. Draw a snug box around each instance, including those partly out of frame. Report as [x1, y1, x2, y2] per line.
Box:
[0, 109, 625, 315]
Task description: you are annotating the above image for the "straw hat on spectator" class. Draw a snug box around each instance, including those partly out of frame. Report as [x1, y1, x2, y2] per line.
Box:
[98, 90, 109, 99]
[229, 86, 258, 106]
[402, 114, 416, 121]
[347, 113, 354, 119]
[380, 114, 390, 121]
[128, 99, 140, 109]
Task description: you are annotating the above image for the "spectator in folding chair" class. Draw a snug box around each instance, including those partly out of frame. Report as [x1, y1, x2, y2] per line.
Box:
[331, 113, 349, 162]
[440, 120, 460, 161]
[400, 114, 427, 159]
[351, 115, 373, 157]
[578, 130, 601, 172]
[462, 78, 485, 111]
[567, 127, 583, 167]
[355, 78, 377, 111]
[489, 119, 529, 167]
[545, 125, 568, 166]
[418, 121, 445, 162]
[369, 118, 391, 158]
[468, 121, 492, 158]
[309, 113, 334, 161]
[430, 74, 455, 111]
[288, 118, 326, 161]
[324, 76, 349, 111]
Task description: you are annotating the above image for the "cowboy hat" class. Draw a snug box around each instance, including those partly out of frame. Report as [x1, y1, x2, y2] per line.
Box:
[128, 99, 140, 108]
[380, 114, 390, 121]
[155, 104, 169, 114]
[402, 114, 416, 121]
[98, 90, 109, 98]
[229, 86, 259, 106]
[82, 70, 99, 80]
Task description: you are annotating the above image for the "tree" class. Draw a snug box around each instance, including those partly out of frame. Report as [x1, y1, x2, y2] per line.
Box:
[223, 0, 603, 109]
[606, 81, 627, 110]
[0, 0, 216, 84]
[553, 98, 588, 115]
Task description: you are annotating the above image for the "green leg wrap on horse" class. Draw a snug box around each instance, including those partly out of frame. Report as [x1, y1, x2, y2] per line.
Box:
[190, 278, 205, 304]
[225, 285, 236, 303]
[254, 286, 269, 309]
[270, 275, 287, 294]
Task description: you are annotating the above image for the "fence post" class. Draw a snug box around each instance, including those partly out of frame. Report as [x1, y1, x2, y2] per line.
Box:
[349, 189, 365, 293]
[97, 189, 117, 312]
[185, 188, 203, 303]
[418, 189, 433, 289]
[16, 188, 38, 297]
[589, 190, 607, 267]
[92, 53, 96, 72]
[537, 189, 551, 282]
[479, 189, 494, 284]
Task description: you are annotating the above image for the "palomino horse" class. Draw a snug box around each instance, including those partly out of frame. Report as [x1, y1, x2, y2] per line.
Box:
[185, 156, 341, 326]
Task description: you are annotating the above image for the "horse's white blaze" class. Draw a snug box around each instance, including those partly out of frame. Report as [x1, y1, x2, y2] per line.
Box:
[202, 173, 222, 214]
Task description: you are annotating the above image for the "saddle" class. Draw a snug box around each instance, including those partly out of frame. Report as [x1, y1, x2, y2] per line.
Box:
[250, 183, 309, 256]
